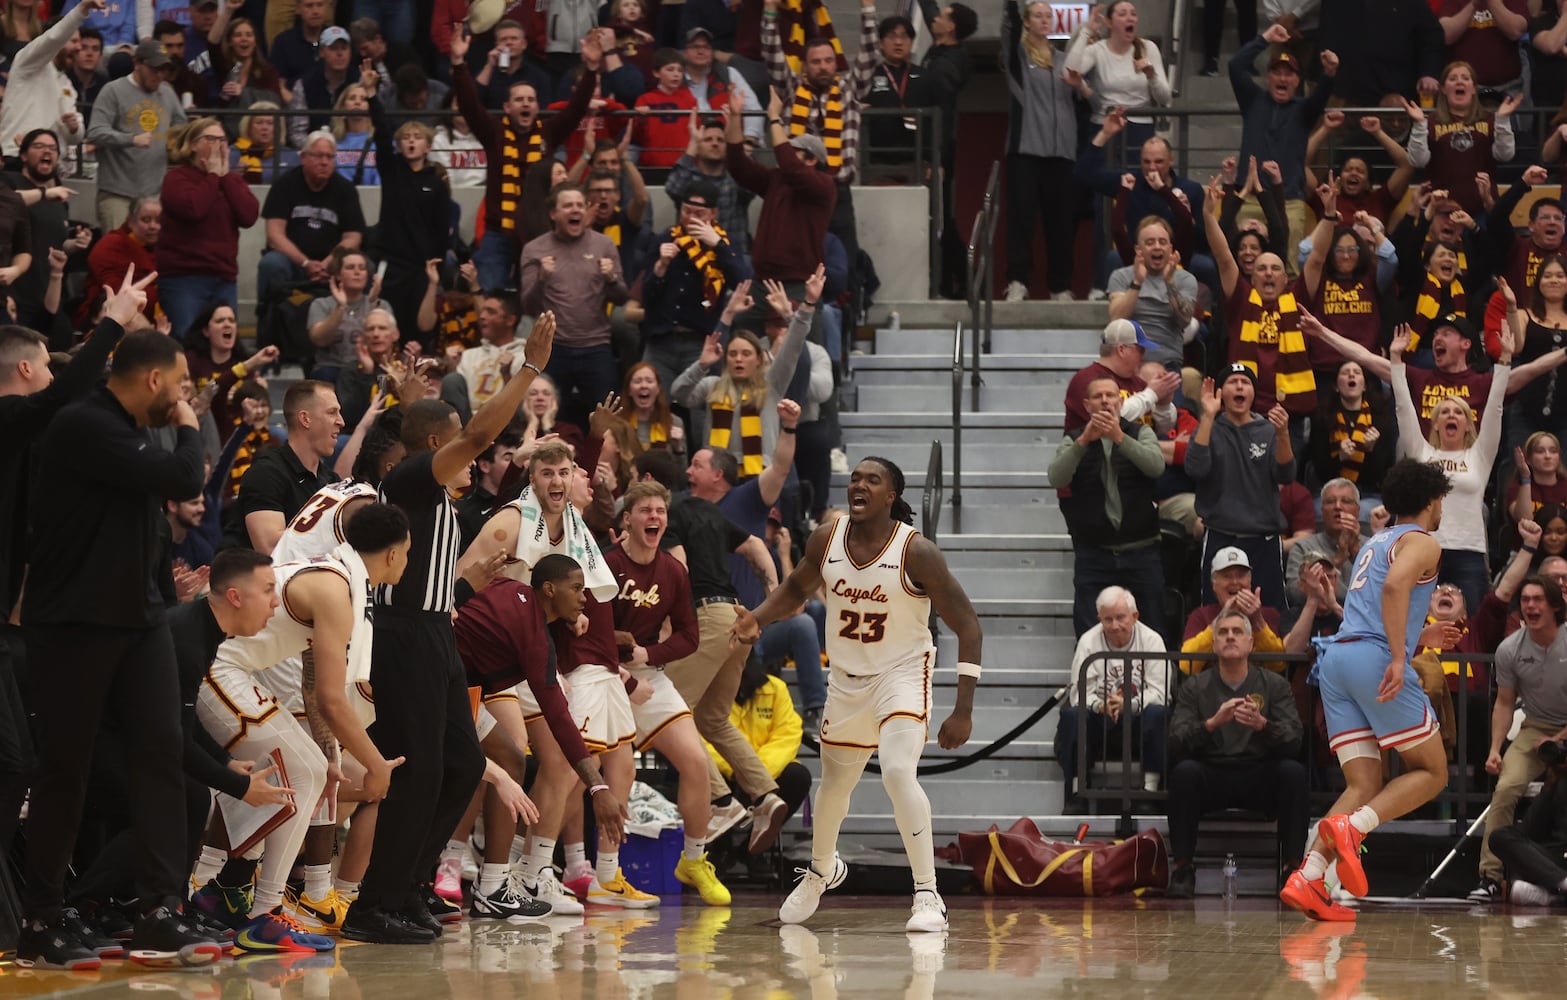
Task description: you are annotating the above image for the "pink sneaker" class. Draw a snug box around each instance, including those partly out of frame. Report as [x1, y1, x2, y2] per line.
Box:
[434, 852, 464, 903]
[562, 864, 594, 902]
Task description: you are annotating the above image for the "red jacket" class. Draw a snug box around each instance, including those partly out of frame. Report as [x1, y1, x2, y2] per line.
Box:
[155, 166, 259, 282]
[83, 226, 158, 325]
[726, 139, 836, 283]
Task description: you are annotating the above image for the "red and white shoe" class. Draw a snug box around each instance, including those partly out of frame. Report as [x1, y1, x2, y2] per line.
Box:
[1316, 816, 1368, 897]
[1279, 870, 1356, 922]
[434, 851, 464, 903]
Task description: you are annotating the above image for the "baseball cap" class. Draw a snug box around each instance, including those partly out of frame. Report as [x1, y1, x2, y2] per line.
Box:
[133, 38, 171, 68]
[1268, 50, 1301, 74]
[1101, 318, 1153, 350]
[680, 179, 720, 209]
[1435, 312, 1478, 342]
[1303, 551, 1338, 570]
[1222, 361, 1257, 388]
[789, 133, 829, 164]
[321, 25, 351, 47]
[192, 0, 219, 8]
[685, 26, 714, 44]
[1211, 547, 1252, 574]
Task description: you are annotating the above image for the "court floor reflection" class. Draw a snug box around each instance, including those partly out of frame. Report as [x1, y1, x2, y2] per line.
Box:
[4, 895, 1567, 999]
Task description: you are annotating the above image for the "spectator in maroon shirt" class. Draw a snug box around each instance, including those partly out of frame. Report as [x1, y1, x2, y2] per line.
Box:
[722, 86, 836, 335]
[1439, 0, 1529, 92]
[156, 117, 260, 344]
[83, 194, 158, 326]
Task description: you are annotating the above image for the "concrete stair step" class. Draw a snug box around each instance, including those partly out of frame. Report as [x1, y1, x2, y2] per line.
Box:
[935, 504, 1067, 536]
[852, 366, 1080, 388]
[873, 327, 1107, 355]
[843, 418, 1061, 442]
[936, 632, 1075, 671]
[864, 300, 1109, 331]
[853, 383, 1073, 413]
[849, 352, 1098, 374]
[827, 442, 1049, 475]
[948, 566, 1073, 600]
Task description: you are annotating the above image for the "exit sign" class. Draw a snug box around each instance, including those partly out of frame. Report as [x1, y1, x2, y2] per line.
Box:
[1048, 3, 1093, 38]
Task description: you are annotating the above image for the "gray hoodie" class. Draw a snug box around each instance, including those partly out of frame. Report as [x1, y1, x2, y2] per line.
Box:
[1184, 411, 1293, 536]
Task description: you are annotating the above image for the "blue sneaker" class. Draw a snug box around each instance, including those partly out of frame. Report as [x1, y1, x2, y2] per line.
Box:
[191, 879, 253, 931]
[234, 909, 337, 954]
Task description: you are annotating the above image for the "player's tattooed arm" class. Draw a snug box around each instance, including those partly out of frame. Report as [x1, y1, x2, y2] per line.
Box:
[299, 649, 341, 765]
[736, 535, 780, 594]
[735, 521, 831, 640]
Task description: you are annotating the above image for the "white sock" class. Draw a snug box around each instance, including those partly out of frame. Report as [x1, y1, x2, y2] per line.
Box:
[913, 877, 938, 893]
[251, 878, 286, 918]
[683, 835, 705, 861]
[564, 842, 588, 871]
[302, 863, 332, 900]
[596, 851, 619, 886]
[333, 878, 360, 900]
[478, 863, 508, 896]
[510, 835, 528, 864]
[1349, 805, 1380, 835]
[1301, 850, 1329, 881]
[523, 837, 557, 879]
[443, 838, 465, 859]
[193, 846, 226, 887]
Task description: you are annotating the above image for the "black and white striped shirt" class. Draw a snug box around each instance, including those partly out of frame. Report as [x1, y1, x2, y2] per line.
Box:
[376, 451, 461, 613]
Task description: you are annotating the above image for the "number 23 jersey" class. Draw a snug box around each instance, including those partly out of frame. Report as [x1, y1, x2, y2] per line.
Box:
[818, 517, 934, 675]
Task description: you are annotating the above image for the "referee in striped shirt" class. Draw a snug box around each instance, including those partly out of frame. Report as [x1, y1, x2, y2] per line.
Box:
[342, 313, 558, 944]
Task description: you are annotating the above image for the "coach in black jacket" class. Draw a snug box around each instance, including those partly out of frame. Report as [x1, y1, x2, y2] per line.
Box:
[0, 315, 129, 860]
[19, 302, 212, 962]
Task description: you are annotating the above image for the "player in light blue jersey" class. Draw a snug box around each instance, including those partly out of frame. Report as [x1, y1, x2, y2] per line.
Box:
[1281, 458, 1452, 921]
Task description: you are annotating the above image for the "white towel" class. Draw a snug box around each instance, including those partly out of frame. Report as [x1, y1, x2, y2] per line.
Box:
[507, 486, 619, 601]
[331, 541, 376, 686]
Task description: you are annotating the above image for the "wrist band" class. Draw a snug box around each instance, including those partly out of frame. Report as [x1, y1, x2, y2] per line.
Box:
[781, 426, 797, 434]
[956, 661, 982, 679]
[1521, 478, 1533, 485]
[589, 784, 610, 795]
[523, 361, 544, 376]
[1524, 544, 1539, 555]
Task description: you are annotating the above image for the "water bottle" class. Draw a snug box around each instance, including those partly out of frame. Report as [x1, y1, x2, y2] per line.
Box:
[1221, 853, 1238, 900]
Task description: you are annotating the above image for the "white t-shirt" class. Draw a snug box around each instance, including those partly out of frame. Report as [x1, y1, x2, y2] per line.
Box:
[1392, 361, 1509, 555]
[1064, 36, 1172, 124]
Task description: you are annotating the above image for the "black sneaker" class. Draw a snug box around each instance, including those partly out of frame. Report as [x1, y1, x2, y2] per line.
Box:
[341, 902, 437, 944]
[1200, 56, 1220, 77]
[469, 874, 553, 921]
[402, 894, 444, 936]
[89, 902, 136, 942]
[186, 905, 238, 949]
[422, 886, 463, 924]
[127, 905, 224, 968]
[15, 916, 102, 970]
[60, 907, 125, 959]
[1467, 876, 1504, 903]
[1166, 864, 1197, 899]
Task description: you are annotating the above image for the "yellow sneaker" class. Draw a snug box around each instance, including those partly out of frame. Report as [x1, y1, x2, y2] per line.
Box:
[283, 888, 351, 933]
[587, 869, 661, 909]
[674, 854, 733, 906]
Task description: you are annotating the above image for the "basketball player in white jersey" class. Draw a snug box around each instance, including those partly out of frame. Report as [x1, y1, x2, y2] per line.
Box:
[196, 504, 412, 952]
[733, 456, 982, 933]
[259, 428, 398, 931]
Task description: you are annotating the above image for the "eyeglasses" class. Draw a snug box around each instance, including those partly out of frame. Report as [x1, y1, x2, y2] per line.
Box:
[1332, 246, 1360, 255]
[27, 143, 59, 152]
[197, 133, 227, 143]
